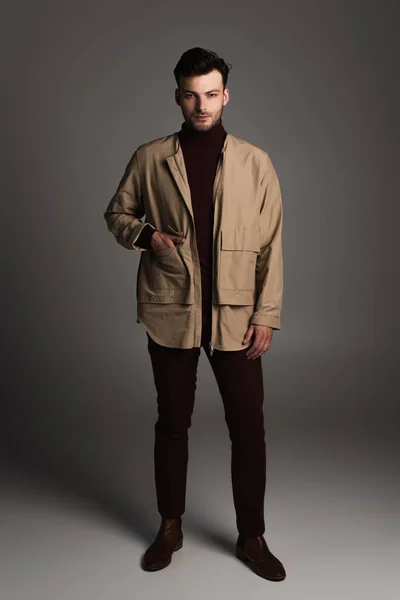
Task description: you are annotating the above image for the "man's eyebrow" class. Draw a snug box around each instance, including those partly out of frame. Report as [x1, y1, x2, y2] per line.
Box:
[182, 89, 220, 94]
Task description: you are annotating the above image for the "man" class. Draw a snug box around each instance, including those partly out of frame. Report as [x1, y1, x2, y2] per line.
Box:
[103, 47, 285, 582]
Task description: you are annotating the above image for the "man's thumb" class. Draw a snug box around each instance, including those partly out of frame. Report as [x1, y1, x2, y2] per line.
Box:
[242, 326, 253, 343]
[242, 331, 250, 344]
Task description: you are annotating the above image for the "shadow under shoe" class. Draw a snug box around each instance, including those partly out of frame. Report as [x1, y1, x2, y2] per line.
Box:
[141, 517, 183, 571]
[236, 534, 286, 581]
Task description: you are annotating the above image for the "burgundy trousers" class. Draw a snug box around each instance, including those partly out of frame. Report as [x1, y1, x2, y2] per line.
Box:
[146, 309, 267, 536]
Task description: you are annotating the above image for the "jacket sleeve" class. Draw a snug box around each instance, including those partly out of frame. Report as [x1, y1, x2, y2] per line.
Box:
[250, 154, 283, 330]
[103, 149, 157, 251]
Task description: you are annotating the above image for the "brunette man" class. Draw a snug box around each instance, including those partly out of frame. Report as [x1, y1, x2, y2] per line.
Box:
[104, 47, 285, 581]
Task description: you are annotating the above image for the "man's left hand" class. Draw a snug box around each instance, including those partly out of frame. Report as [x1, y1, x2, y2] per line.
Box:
[242, 324, 273, 359]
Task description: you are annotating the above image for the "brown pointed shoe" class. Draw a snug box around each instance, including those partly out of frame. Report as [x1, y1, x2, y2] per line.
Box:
[141, 517, 183, 571]
[236, 534, 286, 581]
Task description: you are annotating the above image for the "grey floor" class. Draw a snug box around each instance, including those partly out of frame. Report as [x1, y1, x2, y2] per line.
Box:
[1, 404, 398, 600]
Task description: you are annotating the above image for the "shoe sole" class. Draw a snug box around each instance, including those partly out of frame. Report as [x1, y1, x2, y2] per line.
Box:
[236, 547, 286, 581]
[142, 540, 183, 572]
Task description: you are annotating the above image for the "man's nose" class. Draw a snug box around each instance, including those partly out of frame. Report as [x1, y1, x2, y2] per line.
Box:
[196, 100, 208, 112]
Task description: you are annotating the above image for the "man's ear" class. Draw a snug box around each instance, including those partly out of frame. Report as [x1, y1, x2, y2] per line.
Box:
[223, 87, 230, 106]
[175, 88, 181, 107]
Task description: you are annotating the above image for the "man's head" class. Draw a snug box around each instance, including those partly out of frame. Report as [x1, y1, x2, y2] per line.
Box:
[174, 47, 231, 132]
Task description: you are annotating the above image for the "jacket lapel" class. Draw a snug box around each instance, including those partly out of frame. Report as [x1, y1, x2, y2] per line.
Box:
[166, 134, 193, 220]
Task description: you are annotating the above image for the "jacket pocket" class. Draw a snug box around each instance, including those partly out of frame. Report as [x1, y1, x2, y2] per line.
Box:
[218, 227, 260, 291]
[151, 244, 190, 290]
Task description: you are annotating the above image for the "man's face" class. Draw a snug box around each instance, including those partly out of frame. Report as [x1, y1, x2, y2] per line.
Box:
[175, 69, 229, 132]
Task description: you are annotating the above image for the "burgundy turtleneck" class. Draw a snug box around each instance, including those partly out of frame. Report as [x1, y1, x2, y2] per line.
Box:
[135, 118, 227, 312]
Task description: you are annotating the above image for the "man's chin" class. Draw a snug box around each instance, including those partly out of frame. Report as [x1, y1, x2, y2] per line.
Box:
[191, 118, 213, 131]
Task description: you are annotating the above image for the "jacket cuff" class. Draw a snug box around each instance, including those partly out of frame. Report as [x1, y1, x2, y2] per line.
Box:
[250, 313, 280, 329]
[132, 223, 157, 249]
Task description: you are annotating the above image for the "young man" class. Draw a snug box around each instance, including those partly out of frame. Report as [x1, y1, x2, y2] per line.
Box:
[103, 47, 285, 582]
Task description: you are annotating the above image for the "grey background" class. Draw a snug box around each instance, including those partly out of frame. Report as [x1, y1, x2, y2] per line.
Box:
[2, 0, 399, 598]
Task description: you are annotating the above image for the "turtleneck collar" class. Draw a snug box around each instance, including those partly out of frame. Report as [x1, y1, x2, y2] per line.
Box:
[178, 118, 227, 143]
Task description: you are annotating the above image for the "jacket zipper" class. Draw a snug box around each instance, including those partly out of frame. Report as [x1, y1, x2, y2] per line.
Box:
[209, 150, 224, 357]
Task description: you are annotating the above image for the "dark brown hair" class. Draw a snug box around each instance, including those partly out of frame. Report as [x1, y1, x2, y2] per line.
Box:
[173, 47, 232, 89]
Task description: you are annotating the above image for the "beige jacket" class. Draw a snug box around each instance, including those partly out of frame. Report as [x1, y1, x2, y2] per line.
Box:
[103, 130, 284, 353]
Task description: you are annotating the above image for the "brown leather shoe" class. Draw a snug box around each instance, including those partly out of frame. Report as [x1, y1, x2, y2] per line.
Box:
[141, 517, 183, 571]
[236, 534, 286, 581]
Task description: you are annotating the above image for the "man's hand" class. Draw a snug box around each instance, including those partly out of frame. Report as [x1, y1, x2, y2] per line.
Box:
[242, 324, 273, 359]
[151, 231, 185, 253]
